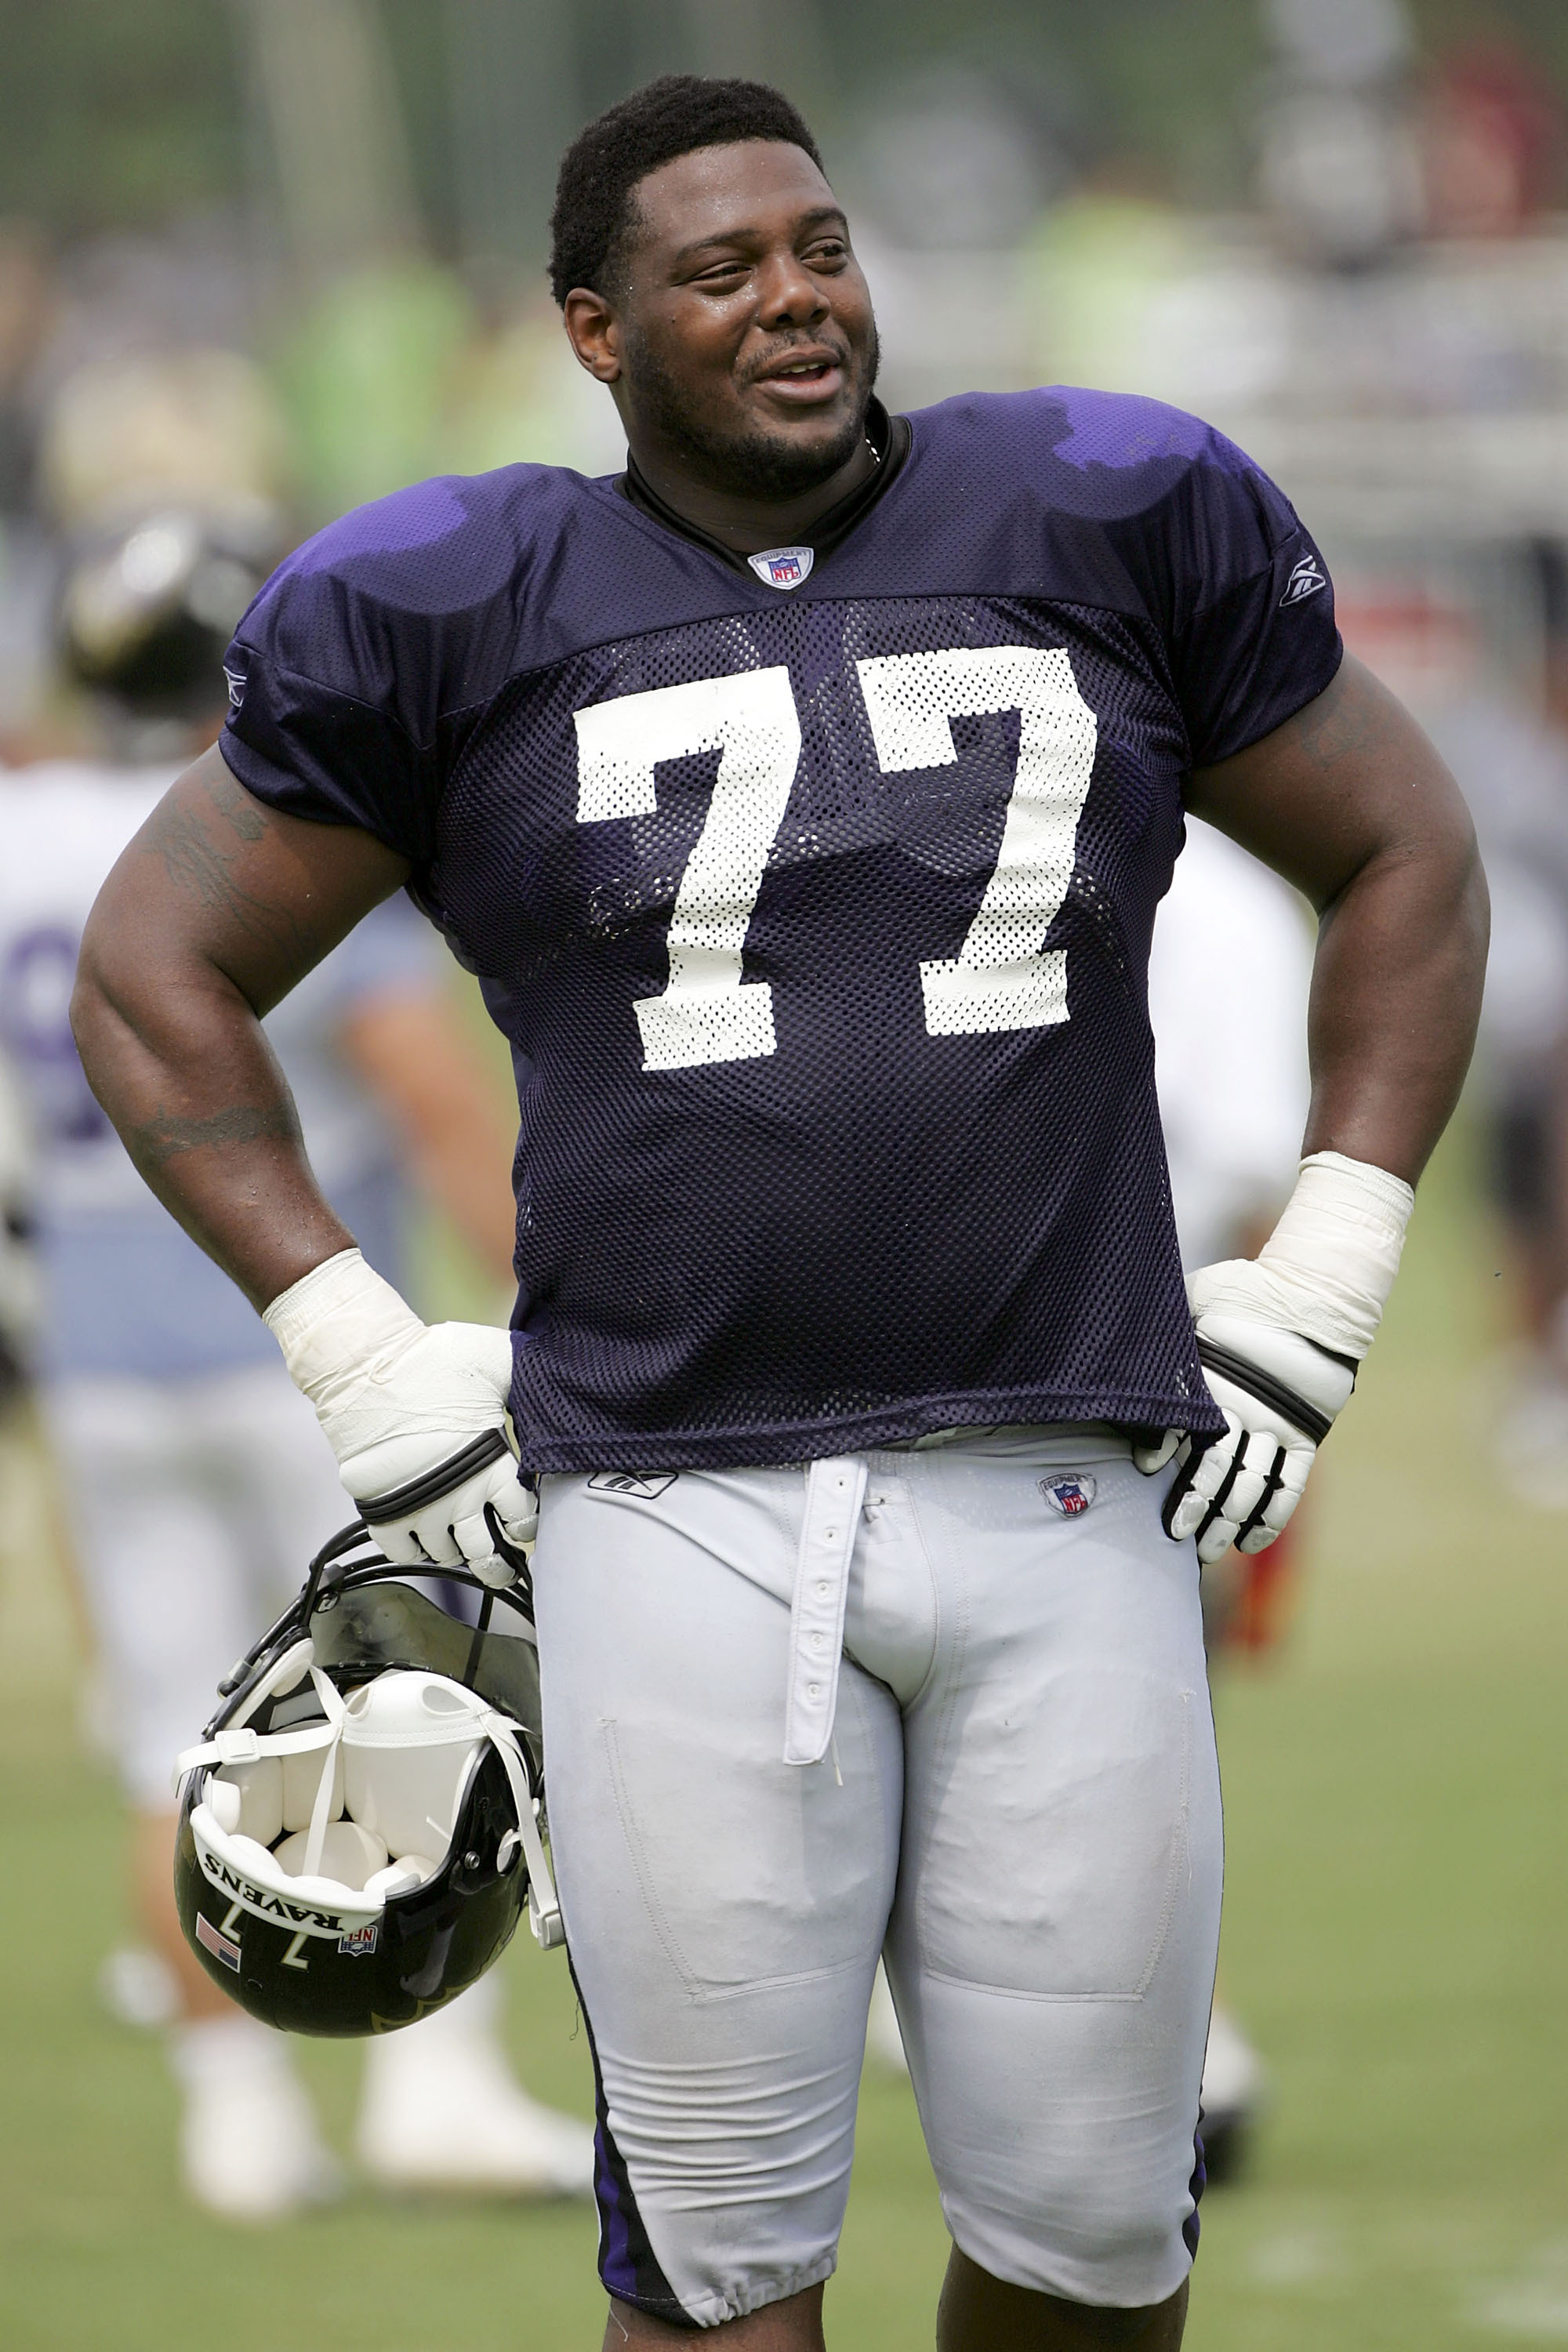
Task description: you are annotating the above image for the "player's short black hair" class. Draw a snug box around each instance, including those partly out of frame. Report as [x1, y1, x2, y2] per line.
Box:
[548, 74, 826, 308]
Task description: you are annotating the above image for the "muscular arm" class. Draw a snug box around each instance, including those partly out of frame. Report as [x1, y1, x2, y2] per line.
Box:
[1188, 652, 1488, 1184]
[71, 742, 411, 1308]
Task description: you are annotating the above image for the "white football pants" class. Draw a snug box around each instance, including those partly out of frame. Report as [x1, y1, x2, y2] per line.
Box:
[532, 1426, 1222, 2329]
[43, 1364, 350, 1805]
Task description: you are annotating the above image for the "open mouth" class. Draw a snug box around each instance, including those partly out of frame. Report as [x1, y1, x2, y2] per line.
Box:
[753, 353, 845, 405]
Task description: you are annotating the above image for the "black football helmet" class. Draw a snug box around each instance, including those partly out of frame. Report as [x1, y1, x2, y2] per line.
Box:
[172, 1524, 562, 2038]
[57, 502, 282, 718]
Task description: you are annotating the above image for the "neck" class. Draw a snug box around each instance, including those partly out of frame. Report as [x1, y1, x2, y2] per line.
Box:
[625, 426, 880, 557]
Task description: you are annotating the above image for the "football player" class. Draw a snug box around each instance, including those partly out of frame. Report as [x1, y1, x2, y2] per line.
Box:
[2, 485, 591, 2218]
[1149, 818, 1314, 2174]
[71, 78, 1485, 2350]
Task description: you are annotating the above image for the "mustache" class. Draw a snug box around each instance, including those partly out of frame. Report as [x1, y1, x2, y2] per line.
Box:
[739, 333, 854, 387]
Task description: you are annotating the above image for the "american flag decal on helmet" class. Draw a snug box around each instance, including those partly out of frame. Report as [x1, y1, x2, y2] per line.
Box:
[196, 1912, 241, 1970]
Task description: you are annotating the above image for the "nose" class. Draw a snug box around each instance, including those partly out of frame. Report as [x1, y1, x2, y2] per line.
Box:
[753, 247, 828, 332]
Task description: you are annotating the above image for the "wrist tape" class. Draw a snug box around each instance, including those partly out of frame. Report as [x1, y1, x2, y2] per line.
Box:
[1189, 1150, 1414, 1363]
[263, 1249, 425, 1411]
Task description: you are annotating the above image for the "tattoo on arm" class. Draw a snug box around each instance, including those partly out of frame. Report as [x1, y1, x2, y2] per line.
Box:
[140, 775, 308, 956]
[128, 1099, 301, 1172]
[1294, 670, 1374, 771]
[205, 763, 269, 842]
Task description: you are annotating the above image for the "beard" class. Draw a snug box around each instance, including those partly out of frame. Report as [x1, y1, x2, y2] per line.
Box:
[623, 321, 880, 500]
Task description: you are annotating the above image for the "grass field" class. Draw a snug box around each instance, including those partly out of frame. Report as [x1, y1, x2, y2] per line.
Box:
[1, 1128, 1563, 2350]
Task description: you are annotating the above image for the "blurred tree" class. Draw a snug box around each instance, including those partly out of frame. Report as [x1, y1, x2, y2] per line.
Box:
[440, 0, 578, 277]
[0, 0, 241, 231]
[2, 0, 1568, 248]
[1411, 0, 1568, 85]
[278, 259, 472, 517]
[234, 0, 419, 276]
[830, 0, 1266, 201]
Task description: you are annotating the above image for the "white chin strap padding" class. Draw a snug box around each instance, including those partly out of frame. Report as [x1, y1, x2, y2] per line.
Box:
[173, 1653, 339, 1798]
[176, 1664, 350, 1887]
[479, 1707, 563, 1950]
[179, 1663, 562, 1950]
[299, 1668, 348, 1879]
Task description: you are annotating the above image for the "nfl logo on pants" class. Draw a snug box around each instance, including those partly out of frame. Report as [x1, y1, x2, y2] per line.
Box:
[1040, 1473, 1096, 1517]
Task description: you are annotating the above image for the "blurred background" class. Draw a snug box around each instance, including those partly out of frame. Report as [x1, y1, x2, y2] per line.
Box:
[0, 2, 1566, 2347]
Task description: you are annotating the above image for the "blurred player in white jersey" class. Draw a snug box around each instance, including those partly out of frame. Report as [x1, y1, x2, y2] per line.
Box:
[0, 1037, 36, 1404]
[1335, 582, 1568, 1504]
[1149, 820, 1313, 1276]
[0, 497, 591, 2219]
[1149, 815, 1312, 2176]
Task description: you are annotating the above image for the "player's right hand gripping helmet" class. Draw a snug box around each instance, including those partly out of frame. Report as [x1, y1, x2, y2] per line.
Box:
[172, 1525, 561, 2037]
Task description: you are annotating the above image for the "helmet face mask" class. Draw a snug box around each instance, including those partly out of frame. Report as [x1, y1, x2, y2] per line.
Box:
[173, 1526, 561, 2037]
[309, 1573, 543, 1740]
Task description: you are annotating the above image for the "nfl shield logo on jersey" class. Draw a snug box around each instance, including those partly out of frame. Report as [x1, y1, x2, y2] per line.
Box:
[747, 545, 814, 590]
[1040, 1472, 1096, 1518]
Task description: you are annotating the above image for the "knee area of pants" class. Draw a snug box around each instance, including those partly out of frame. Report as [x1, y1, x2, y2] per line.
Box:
[949, 2194, 1185, 2323]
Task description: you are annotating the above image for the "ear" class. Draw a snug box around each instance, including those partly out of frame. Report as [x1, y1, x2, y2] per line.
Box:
[562, 287, 622, 384]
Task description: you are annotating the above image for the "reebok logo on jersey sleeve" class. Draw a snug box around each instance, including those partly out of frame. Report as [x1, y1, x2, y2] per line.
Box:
[1279, 554, 1327, 606]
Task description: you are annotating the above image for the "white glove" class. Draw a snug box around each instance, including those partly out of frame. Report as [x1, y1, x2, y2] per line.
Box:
[1134, 1152, 1414, 1564]
[263, 1250, 535, 1589]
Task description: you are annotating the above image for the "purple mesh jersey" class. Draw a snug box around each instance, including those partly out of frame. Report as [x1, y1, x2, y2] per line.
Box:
[221, 387, 1341, 1472]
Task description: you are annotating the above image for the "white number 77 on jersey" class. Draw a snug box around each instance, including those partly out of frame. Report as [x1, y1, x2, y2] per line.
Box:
[574, 645, 1098, 1073]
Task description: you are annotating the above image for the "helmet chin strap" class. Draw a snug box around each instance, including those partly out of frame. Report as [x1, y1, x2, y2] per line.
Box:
[179, 1661, 560, 1944]
[300, 1667, 349, 1880]
[175, 1664, 348, 1883]
[478, 1706, 563, 1949]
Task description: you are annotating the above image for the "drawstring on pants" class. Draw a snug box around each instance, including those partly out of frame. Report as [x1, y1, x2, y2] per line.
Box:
[782, 1455, 867, 1766]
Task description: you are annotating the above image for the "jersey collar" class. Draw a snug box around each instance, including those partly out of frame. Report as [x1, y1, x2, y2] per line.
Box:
[617, 399, 912, 579]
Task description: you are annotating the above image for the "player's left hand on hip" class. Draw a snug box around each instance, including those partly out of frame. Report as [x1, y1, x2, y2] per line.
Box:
[1139, 1296, 1353, 1562]
[263, 1248, 536, 1588]
[1133, 1152, 1416, 1564]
